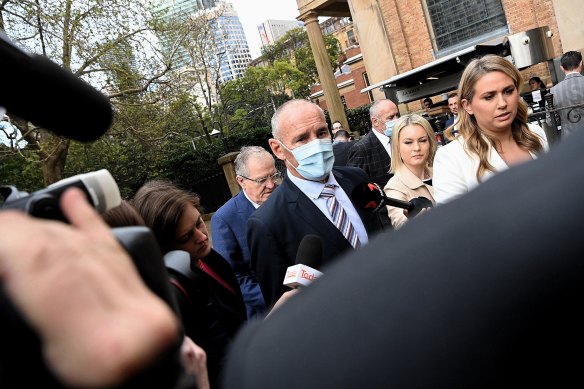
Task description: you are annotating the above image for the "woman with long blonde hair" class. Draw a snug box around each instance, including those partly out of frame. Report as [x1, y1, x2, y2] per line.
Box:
[433, 55, 548, 204]
[384, 114, 436, 229]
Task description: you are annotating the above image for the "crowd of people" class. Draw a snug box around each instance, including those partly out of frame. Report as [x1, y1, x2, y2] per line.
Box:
[0, 50, 583, 389]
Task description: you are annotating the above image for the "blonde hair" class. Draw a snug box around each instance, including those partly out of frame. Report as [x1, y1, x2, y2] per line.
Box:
[457, 55, 544, 181]
[390, 114, 437, 175]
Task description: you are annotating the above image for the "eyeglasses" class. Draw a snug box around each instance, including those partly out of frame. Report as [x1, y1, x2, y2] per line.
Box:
[239, 171, 283, 185]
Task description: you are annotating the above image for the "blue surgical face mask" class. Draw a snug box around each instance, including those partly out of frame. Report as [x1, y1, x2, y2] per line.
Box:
[280, 138, 335, 181]
[384, 120, 396, 138]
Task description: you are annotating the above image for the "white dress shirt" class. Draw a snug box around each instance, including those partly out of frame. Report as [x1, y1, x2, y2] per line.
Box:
[371, 128, 392, 158]
[288, 171, 369, 245]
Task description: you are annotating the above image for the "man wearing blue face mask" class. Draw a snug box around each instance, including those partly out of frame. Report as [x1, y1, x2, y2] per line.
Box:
[347, 99, 400, 229]
[247, 100, 383, 307]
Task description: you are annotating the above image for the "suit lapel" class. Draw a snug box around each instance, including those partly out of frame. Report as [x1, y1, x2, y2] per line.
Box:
[234, 191, 255, 218]
[282, 176, 350, 247]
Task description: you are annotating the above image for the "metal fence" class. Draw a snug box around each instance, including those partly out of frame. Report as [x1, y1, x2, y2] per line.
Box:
[526, 93, 584, 144]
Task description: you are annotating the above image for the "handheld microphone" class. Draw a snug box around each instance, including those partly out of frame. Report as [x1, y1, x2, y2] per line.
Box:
[283, 235, 323, 289]
[0, 32, 113, 142]
[0, 169, 121, 221]
[351, 182, 433, 218]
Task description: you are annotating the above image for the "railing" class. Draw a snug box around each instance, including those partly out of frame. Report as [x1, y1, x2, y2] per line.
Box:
[527, 93, 584, 144]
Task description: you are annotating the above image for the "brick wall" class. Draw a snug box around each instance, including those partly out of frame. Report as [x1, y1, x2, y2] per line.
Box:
[378, 0, 435, 74]
[502, 0, 562, 57]
[379, 0, 561, 75]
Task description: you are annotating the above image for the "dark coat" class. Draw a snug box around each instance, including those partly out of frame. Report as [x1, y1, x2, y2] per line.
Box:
[347, 130, 392, 187]
[332, 141, 354, 166]
[347, 130, 393, 228]
[167, 249, 246, 388]
[247, 166, 382, 307]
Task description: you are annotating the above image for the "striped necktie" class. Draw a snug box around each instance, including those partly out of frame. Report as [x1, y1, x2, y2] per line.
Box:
[320, 184, 361, 249]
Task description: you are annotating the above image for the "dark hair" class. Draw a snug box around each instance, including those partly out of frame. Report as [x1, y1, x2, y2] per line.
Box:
[102, 200, 145, 228]
[423, 97, 432, 105]
[447, 92, 458, 100]
[560, 51, 582, 71]
[529, 76, 544, 88]
[131, 180, 201, 254]
[334, 129, 349, 139]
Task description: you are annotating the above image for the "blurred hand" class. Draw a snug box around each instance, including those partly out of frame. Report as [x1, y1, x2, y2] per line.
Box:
[0, 188, 179, 387]
[266, 289, 299, 318]
[181, 336, 210, 389]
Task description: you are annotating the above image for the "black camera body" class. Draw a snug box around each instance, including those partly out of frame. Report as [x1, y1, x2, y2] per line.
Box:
[0, 169, 121, 222]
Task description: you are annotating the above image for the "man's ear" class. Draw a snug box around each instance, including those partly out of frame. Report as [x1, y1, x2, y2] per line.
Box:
[269, 138, 285, 161]
[236, 175, 245, 188]
[461, 99, 473, 115]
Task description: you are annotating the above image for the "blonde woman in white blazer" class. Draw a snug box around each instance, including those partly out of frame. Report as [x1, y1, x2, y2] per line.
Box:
[434, 55, 549, 205]
[384, 114, 437, 229]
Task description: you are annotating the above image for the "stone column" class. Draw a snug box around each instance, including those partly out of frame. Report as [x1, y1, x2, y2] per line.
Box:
[217, 152, 241, 197]
[299, 11, 349, 130]
[348, 0, 397, 101]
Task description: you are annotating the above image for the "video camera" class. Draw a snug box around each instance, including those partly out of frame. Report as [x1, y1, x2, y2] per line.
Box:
[0, 169, 121, 222]
[0, 32, 183, 388]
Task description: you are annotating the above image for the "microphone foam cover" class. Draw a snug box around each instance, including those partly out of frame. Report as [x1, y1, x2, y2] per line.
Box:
[351, 182, 384, 212]
[0, 33, 112, 142]
[295, 234, 323, 269]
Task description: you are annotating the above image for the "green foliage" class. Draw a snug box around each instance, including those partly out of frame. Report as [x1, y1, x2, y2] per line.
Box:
[347, 104, 373, 136]
[261, 27, 341, 83]
[0, 149, 44, 194]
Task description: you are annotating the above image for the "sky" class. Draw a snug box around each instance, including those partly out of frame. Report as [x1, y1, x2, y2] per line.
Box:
[229, 0, 301, 58]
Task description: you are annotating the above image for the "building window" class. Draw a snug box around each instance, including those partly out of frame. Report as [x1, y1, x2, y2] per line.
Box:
[347, 29, 358, 46]
[341, 95, 347, 109]
[425, 0, 508, 56]
[362, 72, 373, 103]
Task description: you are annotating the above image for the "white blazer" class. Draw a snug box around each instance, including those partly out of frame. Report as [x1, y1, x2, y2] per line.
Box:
[433, 123, 549, 205]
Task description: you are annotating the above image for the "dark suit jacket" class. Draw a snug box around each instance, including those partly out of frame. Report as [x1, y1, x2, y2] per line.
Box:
[445, 115, 455, 128]
[247, 167, 382, 306]
[347, 130, 393, 228]
[223, 124, 584, 389]
[347, 130, 391, 187]
[332, 141, 354, 166]
[211, 191, 266, 318]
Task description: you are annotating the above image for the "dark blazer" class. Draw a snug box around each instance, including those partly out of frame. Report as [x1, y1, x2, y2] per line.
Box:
[347, 130, 393, 228]
[167, 249, 246, 388]
[347, 130, 391, 187]
[332, 141, 354, 166]
[211, 191, 266, 318]
[223, 124, 584, 389]
[247, 167, 382, 307]
[445, 115, 455, 129]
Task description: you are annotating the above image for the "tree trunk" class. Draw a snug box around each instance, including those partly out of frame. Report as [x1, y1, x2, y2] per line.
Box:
[40, 133, 70, 185]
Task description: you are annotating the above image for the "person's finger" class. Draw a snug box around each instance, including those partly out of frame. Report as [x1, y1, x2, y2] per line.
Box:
[60, 188, 113, 239]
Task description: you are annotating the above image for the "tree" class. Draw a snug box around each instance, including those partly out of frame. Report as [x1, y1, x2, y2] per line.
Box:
[261, 27, 341, 84]
[0, 0, 176, 185]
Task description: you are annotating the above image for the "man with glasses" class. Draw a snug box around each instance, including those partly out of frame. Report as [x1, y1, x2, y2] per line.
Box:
[211, 146, 281, 319]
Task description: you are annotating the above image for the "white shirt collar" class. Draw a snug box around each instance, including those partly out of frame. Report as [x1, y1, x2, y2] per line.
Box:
[287, 170, 338, 200]
[371, 127, 390, 144]
[242, 189, 261, 209]
[371, 128, 392, 157]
